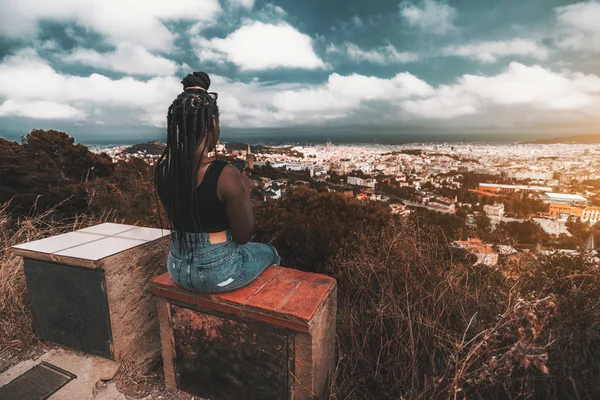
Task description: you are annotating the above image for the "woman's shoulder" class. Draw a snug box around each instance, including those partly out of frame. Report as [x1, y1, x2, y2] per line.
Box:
[211, 159, 235, 179]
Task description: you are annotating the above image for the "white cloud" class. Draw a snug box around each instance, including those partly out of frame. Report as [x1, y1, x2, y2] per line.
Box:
[0, 49, 181, 125]
[0, 0, 222, 52]
[192, 21, 327, 70]
[330, 43, 419, 64]
[2, 49, 600, 130]
[400, 0, 457, 35]
[272, 72, 434, 115]
[442, 39, 549, 63]
[64, 43, 179, 76]
[255, 4, 287, 21]
[555, 1, 600, 53]
[0, 99, 86, 119]
[400, 62, 600, 119]
[351, 16, 363, 27]
[229, 0, 255, 10]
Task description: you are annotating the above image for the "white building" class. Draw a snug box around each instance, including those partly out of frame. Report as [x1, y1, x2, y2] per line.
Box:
[285, 163, 308, 171]
[483, 203, 505, 217]
[347, 176, 364, 186]
[540, 192, 588, 205]
[310, 168, 328, 177]
[581, 207, 600, 225]
[509, 171, 553, 180]
[364, 178, 377, 189]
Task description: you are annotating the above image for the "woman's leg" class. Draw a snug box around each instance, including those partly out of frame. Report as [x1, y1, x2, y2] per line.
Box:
[236, 241, 281, 284]
[195, 241, 281, 293]
[167, 234, 281, 293]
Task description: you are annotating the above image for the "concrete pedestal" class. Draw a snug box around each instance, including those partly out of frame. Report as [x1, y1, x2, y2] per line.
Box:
[11, 223, 170, 365]
[151, 265, 337, 400]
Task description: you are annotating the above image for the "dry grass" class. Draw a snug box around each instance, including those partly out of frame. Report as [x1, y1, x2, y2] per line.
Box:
[0, 196, 124, 359]
[1, 188, 599, 399]
[326, 218, 599, 399]
[113, 358, 163, 398]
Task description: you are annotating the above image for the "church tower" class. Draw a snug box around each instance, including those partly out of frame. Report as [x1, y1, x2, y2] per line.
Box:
[246, 144, 254, 170]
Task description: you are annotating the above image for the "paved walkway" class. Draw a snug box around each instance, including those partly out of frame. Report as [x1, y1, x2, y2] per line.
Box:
[0, 348, 126, 400]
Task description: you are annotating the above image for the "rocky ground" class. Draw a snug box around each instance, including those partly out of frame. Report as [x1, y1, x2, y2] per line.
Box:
[0, 343, 200, 400]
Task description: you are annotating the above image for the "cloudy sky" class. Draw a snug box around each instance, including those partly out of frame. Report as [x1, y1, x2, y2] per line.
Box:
[0, 0, 599, 142]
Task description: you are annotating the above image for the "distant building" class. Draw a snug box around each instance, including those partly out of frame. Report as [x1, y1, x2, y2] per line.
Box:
[549, 203, 583, 219]
[390, 203, 411, 216]
[215, 143, 226, 155]
[364, 178, 377, 189]
[246, 144, 254, 170]
[479, 183, 552, 193]
[581, 207, 600, 225]
[508, 171, 553, 180]
[310, 167, 328, 177]
[428, 197, 456, 212]
[483, 202, 504, 217]
[259, 188, 281, 201]
[347, 176, 364, 186]
[453, 238, 499, 266]
[465, 214, 477, 229]
[540, 192, 588, 205]
[285, 163, 308, 171]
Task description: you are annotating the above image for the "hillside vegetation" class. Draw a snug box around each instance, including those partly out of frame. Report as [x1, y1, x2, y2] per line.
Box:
[1, 130, 599, 399]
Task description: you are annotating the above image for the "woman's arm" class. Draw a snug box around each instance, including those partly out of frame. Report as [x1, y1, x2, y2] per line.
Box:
[217, 164, 254, 244]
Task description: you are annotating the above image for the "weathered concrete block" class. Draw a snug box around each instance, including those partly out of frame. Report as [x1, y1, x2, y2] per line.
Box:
[151, 265, 337, 400]
[11, 223, 170, 366]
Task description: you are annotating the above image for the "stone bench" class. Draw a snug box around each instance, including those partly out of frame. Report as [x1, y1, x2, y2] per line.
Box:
[10, 222, 170, 365]
[150, 265, 337, 400]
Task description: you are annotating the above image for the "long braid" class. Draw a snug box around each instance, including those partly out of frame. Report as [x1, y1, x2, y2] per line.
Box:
[191, 100, 202, 233]
[153, 76, 220, 256]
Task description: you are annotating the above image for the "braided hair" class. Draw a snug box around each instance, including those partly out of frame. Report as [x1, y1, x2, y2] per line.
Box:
[154, 71, 220, 255]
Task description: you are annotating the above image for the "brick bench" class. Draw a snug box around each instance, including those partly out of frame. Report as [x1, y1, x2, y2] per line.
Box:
[150, 265, 337, 400]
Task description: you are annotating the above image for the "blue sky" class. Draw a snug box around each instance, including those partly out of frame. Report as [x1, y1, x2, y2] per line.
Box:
[0, 0, 599, 142]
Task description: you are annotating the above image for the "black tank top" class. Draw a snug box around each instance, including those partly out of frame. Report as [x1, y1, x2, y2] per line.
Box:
[193, 159, 229, 232]
[156, 159, 229, 233]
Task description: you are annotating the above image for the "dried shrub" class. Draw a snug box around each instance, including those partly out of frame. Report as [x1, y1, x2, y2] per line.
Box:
[0, 197, 123, 362]
[326, 218, 599, 399]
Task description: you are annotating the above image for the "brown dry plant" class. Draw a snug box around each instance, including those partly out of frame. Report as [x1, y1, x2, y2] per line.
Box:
[0, 196, 122, 362]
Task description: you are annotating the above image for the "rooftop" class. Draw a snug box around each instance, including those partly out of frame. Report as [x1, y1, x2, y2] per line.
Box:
[543, 192, 588, 201]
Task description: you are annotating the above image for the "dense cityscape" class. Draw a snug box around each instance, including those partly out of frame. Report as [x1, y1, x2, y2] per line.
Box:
[90, 139, 600, 268]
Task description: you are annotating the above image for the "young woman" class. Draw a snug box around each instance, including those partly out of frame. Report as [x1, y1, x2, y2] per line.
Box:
[154, 71, 280, 293]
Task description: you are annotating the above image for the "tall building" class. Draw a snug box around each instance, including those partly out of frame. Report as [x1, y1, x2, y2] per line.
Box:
[246, 143, 254, 170]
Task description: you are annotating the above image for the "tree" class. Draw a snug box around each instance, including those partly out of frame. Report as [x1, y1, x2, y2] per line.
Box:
[252, 186, 393, 273]
[475, 214, 492, 232]
[497, 220, 548, 245]
[0, 129, 114, 214]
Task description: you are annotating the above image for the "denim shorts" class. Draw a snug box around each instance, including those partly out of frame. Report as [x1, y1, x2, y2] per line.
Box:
[166, 230, 281, 293]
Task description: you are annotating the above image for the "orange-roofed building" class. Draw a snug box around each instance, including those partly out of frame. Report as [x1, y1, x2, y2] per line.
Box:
[356, 193, 369, 201]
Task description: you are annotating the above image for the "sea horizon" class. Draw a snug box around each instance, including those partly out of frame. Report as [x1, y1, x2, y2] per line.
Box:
[1, 129, 587, 147]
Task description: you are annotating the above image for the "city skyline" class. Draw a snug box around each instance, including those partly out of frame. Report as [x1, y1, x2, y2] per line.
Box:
[0, 0, 599, 140]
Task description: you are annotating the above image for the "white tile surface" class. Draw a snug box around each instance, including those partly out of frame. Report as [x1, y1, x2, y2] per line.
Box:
[77, 223, 136, 236]
[11, 232, 102, 254]
[53, 236, 147, 260]
[115, 226, 170, 241]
